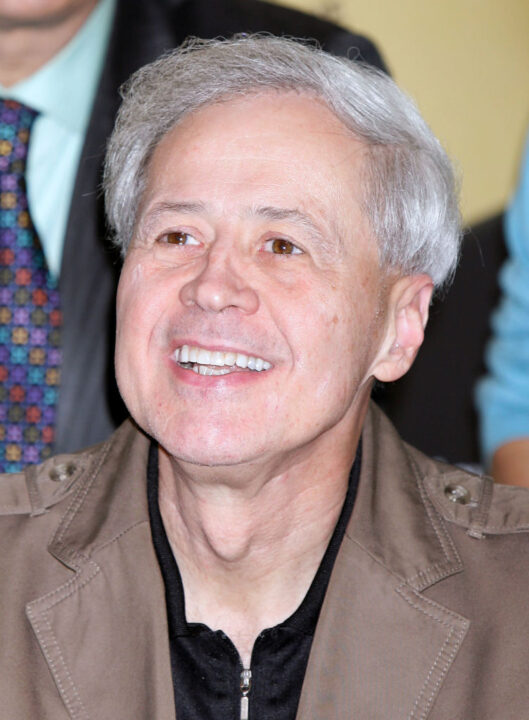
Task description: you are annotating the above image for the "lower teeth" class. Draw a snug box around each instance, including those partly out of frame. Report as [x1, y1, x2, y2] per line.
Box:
[179, 362, 235, 376]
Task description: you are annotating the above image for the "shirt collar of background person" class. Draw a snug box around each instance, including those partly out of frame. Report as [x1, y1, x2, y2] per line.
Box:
[0, 0, 116, 136]
[0, 0, 116, 278]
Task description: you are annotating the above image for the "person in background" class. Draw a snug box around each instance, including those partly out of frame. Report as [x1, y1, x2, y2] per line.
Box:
[3, 34, 529, 719]
[477, 130, 529, 486]
[0, 0, 384, 471]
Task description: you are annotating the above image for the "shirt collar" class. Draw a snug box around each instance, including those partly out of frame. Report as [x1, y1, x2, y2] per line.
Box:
[0, 0, 116, 134]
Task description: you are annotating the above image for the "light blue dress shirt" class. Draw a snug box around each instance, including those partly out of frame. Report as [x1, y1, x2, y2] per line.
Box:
[0, 0, 116, 278]
[476, 131, 529, 463]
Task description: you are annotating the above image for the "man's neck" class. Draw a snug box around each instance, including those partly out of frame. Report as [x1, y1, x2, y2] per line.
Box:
[0, 1, 98, 87]
[158, 407, 365, 668]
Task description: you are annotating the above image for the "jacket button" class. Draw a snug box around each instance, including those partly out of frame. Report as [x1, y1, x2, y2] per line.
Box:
[444, 483, 471, 504]
[49, 462, 76, 483]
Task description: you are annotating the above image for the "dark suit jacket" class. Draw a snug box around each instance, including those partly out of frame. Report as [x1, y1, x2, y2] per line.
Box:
[56, 0, 385, 453]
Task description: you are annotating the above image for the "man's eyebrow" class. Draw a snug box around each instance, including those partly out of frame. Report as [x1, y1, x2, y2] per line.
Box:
[139, 201, 207, 231]
[249, 205, 321, 233]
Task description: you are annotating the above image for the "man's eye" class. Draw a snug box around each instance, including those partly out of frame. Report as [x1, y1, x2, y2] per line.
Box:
[263, 238, 303, 255]
[159, 231, 199, 245]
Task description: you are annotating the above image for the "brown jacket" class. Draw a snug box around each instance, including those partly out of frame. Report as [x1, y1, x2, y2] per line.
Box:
[2, 404, 529, 719]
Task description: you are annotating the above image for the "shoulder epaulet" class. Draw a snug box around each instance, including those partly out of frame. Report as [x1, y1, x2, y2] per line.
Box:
[0, 454, 89, 517]
[424, 469, 529, 538]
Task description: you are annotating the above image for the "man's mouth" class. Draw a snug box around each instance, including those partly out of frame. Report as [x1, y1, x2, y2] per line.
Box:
[173, 344, 272, 376]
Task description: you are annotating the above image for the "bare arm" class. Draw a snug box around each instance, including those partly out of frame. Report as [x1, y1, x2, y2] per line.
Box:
[491, 438, 529, 487]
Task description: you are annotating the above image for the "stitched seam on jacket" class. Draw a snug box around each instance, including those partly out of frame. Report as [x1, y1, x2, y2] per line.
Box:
[26, 560, 100, 720]
[92, 518, 149, 555]
[408, 627, 454, 720]
[347, 536, 454, 594]
[396, 584, 468, 720]
[51, 439, 113, 558]
[480, 522, 529, 533]
[25, 465, 43, 515]
[405, 561, 460, 589]
[28, 559, 100, 609]
[396, 583, 467, 628]
[408, 626, 465, 720]
[468, 475, 493, 538]
[348, 536, 409, 585]
[408, 451, 461, 568]
[427, 500, 529, 533]
[43, 612, 89, 720]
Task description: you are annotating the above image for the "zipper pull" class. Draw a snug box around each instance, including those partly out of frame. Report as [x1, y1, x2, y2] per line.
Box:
[240, 668, 252, 720]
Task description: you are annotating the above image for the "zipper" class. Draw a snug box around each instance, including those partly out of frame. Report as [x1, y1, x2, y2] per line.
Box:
[240, 668, 252, 720]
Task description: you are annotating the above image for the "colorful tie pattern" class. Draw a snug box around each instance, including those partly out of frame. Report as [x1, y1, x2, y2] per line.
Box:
[0, 99, 61, 472]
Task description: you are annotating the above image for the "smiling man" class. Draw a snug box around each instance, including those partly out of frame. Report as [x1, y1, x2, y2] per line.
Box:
[2, 35, 529, 720]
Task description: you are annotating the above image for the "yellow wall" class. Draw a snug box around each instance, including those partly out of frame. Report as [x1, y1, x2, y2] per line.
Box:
[269, 0, 529, 223]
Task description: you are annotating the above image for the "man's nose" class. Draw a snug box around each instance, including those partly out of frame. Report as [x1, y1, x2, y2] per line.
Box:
[179, 246, 259, 314]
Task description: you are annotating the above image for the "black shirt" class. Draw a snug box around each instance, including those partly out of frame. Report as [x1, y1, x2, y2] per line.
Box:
[147, 443, 360, 720]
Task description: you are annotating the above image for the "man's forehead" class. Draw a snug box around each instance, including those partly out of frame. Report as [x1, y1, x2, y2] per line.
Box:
[139, 91, 372, 242]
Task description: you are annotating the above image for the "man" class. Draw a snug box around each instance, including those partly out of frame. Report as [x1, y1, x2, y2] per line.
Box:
[2, 35, 529, 719]
[0, 0, 384, 468]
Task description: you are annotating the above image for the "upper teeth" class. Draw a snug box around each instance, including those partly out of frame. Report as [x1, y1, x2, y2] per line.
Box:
[174, 345, 272, 371]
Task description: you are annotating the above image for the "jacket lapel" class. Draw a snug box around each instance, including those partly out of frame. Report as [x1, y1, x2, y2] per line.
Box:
[296, 535, 469, 719]
[297, 405, 470, 719]
[26, 422, 176, 720]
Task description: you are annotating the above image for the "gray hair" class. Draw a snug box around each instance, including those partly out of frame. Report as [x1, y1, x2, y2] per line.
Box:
[104, 34, 461, 287]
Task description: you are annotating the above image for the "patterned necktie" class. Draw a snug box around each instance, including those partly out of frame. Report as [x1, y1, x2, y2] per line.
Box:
[0, 99, 62, 472]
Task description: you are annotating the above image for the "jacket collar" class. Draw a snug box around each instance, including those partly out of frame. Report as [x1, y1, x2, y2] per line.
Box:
[348, 403, 464, 590]
[47, 419, 151, 570]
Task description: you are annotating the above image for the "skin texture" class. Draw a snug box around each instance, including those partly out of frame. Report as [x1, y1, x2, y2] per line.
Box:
[492, 439, 529, 487]
[115, 92, 433, 665]
[0, 0, 98, 85]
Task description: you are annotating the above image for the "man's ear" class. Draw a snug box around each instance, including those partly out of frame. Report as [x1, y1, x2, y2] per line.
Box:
[371, 274, 434, 383]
